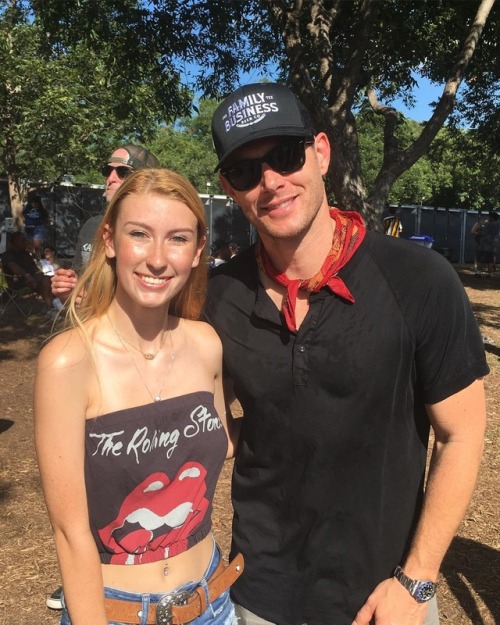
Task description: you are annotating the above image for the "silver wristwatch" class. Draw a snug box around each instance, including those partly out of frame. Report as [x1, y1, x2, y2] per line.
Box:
[393, 566, 437, 603]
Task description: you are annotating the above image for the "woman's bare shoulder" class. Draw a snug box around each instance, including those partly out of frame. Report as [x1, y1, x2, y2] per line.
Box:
[37, 325, 93, 373]
[178, 318, 222, 347]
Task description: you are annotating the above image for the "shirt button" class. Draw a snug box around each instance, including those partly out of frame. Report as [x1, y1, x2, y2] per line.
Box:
[298, 345, 305, 353]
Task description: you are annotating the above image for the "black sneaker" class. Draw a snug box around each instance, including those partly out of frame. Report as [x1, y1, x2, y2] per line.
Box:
[46, 586, 63, 610]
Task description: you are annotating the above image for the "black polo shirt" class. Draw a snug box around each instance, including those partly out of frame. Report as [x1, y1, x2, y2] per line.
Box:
[204, 232, 488, 625]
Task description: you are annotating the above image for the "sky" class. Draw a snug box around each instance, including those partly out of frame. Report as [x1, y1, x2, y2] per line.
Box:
[392, 75, 442, 122]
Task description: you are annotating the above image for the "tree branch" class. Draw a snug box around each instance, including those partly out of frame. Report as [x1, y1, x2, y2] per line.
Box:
[307, 0, 336, 92]
[366, 85, 403, 163]
[400, 0, 494, 173]
[371, 0, 497, 202]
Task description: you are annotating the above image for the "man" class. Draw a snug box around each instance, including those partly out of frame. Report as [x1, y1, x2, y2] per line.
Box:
[204, 83, 488, 625]
[51, 144, 159, 302]
[477, 211, 499, 276]
[210, 239, 233, 268]
[471, 218, 485, 275]
[46, 144, 159, 611]
[1, 231, 55, 312]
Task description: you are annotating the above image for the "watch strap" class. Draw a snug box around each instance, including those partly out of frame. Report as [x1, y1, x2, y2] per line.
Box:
[393, 565, 437, 603]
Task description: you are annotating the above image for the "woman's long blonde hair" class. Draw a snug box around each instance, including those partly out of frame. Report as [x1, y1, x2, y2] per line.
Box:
[66, 168, 208, 331]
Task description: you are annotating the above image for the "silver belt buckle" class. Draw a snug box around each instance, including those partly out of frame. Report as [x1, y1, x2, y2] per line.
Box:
[156, 590, 191, 625]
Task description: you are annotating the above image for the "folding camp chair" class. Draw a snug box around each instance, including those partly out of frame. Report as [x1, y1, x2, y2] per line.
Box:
[0, 262, 39, 318]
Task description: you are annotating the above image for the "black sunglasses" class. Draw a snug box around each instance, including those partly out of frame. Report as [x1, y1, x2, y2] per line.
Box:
[101, 164, 133, 180]
[220, 139, 313, 191]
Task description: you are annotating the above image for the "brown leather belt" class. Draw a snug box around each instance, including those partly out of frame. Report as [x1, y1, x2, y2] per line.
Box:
[103, 553, 244, 625]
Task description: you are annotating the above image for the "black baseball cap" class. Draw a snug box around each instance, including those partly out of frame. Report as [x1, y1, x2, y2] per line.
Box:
[211, 83, 315, 170]
[106, 144, 160, 170]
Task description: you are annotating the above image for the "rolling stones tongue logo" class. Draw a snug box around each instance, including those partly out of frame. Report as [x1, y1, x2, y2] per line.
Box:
[98, 462, 209, 564]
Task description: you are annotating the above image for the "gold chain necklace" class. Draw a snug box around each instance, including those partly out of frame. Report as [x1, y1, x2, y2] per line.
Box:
[107, 313, 175, 403]
[106, 313, 168, 360]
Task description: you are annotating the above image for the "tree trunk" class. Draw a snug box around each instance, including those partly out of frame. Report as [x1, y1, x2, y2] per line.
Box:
[7, 174, 24, 228]
[324, 110, 384, 231]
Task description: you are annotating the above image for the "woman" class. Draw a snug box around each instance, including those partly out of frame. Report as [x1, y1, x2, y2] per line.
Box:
[39, 245, 60, 276]
[23, 194, 49, 259]
[39, 245, 64, 312]
[35, 168, 241, 625]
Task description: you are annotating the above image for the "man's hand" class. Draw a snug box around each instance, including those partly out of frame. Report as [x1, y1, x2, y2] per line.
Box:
[352, 577, 429, 625]
[51, 268, 77, 303]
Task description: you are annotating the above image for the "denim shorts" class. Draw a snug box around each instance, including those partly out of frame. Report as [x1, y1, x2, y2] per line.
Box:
[60, 543, 237, 625]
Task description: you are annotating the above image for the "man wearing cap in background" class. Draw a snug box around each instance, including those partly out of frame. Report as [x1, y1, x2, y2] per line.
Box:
[204, 83, 488, 625]
[50, 144, 159, 303]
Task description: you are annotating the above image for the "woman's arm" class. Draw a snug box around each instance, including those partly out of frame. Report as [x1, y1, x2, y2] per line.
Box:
[214, 355, 241, 459]
[196, 321, 241, 459]
[34, 330, 108, 625]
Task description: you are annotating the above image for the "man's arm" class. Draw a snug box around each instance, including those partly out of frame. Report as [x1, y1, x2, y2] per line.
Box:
[353, 378, 486, 625]
[4, 258, 32, 276]
[2, 256, 39, 289]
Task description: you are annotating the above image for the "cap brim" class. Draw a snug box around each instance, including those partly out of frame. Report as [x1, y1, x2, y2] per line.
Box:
[215, 128, 314, 171]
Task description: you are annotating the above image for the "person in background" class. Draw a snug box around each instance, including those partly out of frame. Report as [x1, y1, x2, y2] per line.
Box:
[39, 245, 60, 276]
[228, 242, 240, 258]
[39, 245, 63, 311]
[0, 231, 56, 315]
[209, 240, 233, 268]
[204, 83, 488, 625]
[39, 245, 64, 311]
[477, 211, 499, 277]
[471, 218, 484, 275]
[46, 144, 160, 611]
[35, 168, 241, 625]
[22, 195, 50, 259]
[209, 241, 241, 270]
[51, 144, 160, 305]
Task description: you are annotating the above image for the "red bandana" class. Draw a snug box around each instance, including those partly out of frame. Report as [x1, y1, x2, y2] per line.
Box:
[256, 208, 366, 332]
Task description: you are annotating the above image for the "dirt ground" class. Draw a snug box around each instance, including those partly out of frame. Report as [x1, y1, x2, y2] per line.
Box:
[0, 266, 498, 625]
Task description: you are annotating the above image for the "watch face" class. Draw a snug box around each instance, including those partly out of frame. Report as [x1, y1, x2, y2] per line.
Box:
[415, 582, 436, 602]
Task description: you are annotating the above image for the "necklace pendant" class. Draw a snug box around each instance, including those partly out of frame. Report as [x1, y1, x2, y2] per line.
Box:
[144, 352, 155, 360]
[154, 395, 162, 402]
